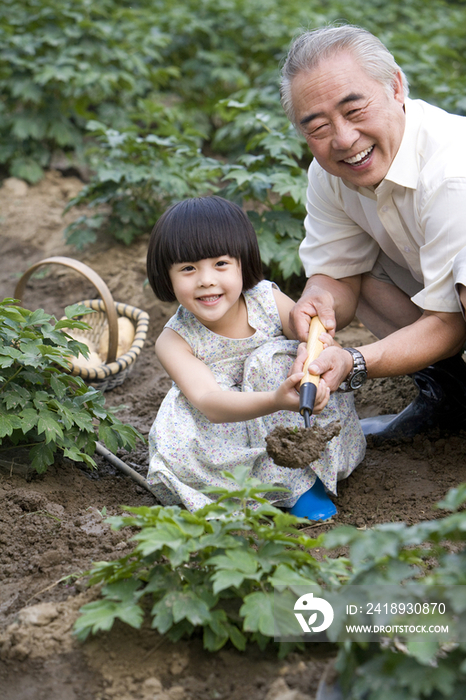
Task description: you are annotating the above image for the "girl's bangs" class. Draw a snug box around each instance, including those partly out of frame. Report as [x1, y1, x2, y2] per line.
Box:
[169, 221, 241, 264]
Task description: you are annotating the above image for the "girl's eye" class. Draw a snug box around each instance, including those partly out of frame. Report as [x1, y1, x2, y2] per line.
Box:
[181, 265, 195, 272]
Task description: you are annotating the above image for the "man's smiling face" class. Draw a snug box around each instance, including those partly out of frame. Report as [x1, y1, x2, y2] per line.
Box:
[290, 52, 406, 188]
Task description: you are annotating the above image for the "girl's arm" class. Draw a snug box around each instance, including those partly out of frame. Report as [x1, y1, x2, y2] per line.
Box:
[156, 327, 315, 423]
[272, 286, 297, 339]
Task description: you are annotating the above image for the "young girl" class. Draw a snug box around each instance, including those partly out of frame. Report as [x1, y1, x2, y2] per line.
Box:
[146, 196, 365, 518]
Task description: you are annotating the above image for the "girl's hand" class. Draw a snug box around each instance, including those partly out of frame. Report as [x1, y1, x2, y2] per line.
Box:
[312, 377, 331, 414]
[274, 372, 304, 412]
[321, 331, 337, 349]
[274, 373, 331, 414]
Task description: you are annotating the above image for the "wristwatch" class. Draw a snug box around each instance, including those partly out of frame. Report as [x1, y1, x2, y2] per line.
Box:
[338, 347, 367, 392]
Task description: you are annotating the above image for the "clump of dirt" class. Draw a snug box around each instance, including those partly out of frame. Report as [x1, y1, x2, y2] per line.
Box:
[265, 422, 341, 469]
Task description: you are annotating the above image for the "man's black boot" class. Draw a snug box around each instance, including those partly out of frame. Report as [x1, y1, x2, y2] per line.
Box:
[360, 353, 466, 443]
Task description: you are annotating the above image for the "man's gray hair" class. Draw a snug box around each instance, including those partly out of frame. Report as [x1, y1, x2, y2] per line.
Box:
[280, 25, 409, 126]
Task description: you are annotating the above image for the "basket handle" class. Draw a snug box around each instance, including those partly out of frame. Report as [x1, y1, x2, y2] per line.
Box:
[14, 256, 119, 363]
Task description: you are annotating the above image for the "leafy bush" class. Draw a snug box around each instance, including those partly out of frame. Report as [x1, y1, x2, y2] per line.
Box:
[326, 0, 466, 115]
[74, 469, 466, 697]
[74, 466, 345, 654]
[0, 0, 173, 182]
[326, 485, 466, 700]
[323, 484, 466, 700]
[59, 0, 466, 279]
[0, 298, 143, 472]
[0, 0, 312, 183]
[63, 110, 223, 248]
[63, 97, 310, 278]
[218, 96, 310, 279]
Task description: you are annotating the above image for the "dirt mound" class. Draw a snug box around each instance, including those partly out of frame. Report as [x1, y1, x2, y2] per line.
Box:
[266, 422, 341, 469]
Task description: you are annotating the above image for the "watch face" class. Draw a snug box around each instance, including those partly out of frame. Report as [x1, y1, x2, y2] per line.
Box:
[350, 370, 367, 389]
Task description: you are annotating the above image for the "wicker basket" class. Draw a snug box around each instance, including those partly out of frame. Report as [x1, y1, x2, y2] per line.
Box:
[14, 256, 149, 392]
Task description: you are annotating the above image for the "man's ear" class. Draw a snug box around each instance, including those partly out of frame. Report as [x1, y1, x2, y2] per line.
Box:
[392, 70, 405, 106]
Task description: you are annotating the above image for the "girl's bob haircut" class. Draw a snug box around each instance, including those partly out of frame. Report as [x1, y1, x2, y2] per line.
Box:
[147, 196, 264, 302]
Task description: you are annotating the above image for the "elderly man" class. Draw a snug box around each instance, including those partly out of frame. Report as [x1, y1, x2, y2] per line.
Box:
[280, 24, 466, 441]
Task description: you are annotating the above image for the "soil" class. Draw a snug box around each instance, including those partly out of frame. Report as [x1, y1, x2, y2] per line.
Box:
[1, 172, 466, 699]
[265, 423, 342, 469]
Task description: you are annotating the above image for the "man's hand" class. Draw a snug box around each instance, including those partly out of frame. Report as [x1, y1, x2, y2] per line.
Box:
[289, 284, 337, 342]
[288, 330, 335, 376]
[289, 330, 344, 396]
[306, 346, 354, 393]
[289, 274, 361, 342]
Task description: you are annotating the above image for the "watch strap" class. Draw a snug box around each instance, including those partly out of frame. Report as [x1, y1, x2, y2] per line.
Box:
[338, 347, 367, 392]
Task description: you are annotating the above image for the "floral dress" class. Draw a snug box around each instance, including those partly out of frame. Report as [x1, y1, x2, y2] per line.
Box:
[147, 280, 365, 512]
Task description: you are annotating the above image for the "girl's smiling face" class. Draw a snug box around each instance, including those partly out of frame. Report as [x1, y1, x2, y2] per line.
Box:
[169, 256, 245, 332]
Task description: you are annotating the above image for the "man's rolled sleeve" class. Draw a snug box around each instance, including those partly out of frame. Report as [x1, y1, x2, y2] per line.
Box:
[413, 175, 466, 312]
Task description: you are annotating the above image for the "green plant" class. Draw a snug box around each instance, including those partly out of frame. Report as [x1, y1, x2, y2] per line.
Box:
[74, 466, 466, 696]
[63, 90, 310, 277]
[0, 0, 174, 182]
[322, 485, 466, 700]
[62, 98, 310, 279]
[73, 466, 346, 654]
[218, 94, 310, 279]
[3, 0, 466, 185]
[0, 298, 143, 472]
[63, 111, 222, 248]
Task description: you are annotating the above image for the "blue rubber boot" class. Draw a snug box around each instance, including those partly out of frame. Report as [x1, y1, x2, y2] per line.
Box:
[290, 478, 337, 521]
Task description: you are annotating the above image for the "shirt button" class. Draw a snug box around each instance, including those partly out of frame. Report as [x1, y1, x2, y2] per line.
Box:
[381, 206, 389, 212]
[404, 246, 411, 252]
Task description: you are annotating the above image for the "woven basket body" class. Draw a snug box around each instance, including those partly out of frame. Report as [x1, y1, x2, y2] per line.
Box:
[65, 299, 149, 391]
[14, 256, 149, 392]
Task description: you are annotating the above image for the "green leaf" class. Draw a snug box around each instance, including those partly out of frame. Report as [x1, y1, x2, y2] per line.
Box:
[29, 442, 55, 474]
[207, 549, 258, 574]
[10, 158, 44, 185]
[69, 409, 94, 433]
[0, 346, 22, 361]
[212, 569, 247, 594]
[406, 638, 440, 664]
[4, 384, 29, 410]
[18, 407, 38, 433]
[98, 423, 120, 453]
[74, 579, 143, 641]
[0, 413, 22, 437]
[36, 409, 64, 444]
[203, 623, 229, 652]
[49, 374, 67, 400]
[18, 340, 43, 368]
[62, 304, 95, 321]
[172, 590, 212, 626]
[227, 622, 247, 651]
[132, 524, 186, 556]
[151, 597, 174, 634]
[268, 564, 319, 589]
[240, 591, 275, 636]
[437, 484, 466, 511]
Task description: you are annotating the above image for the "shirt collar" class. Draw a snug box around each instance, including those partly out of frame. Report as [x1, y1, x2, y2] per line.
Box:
[383, 97, 420, 189]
